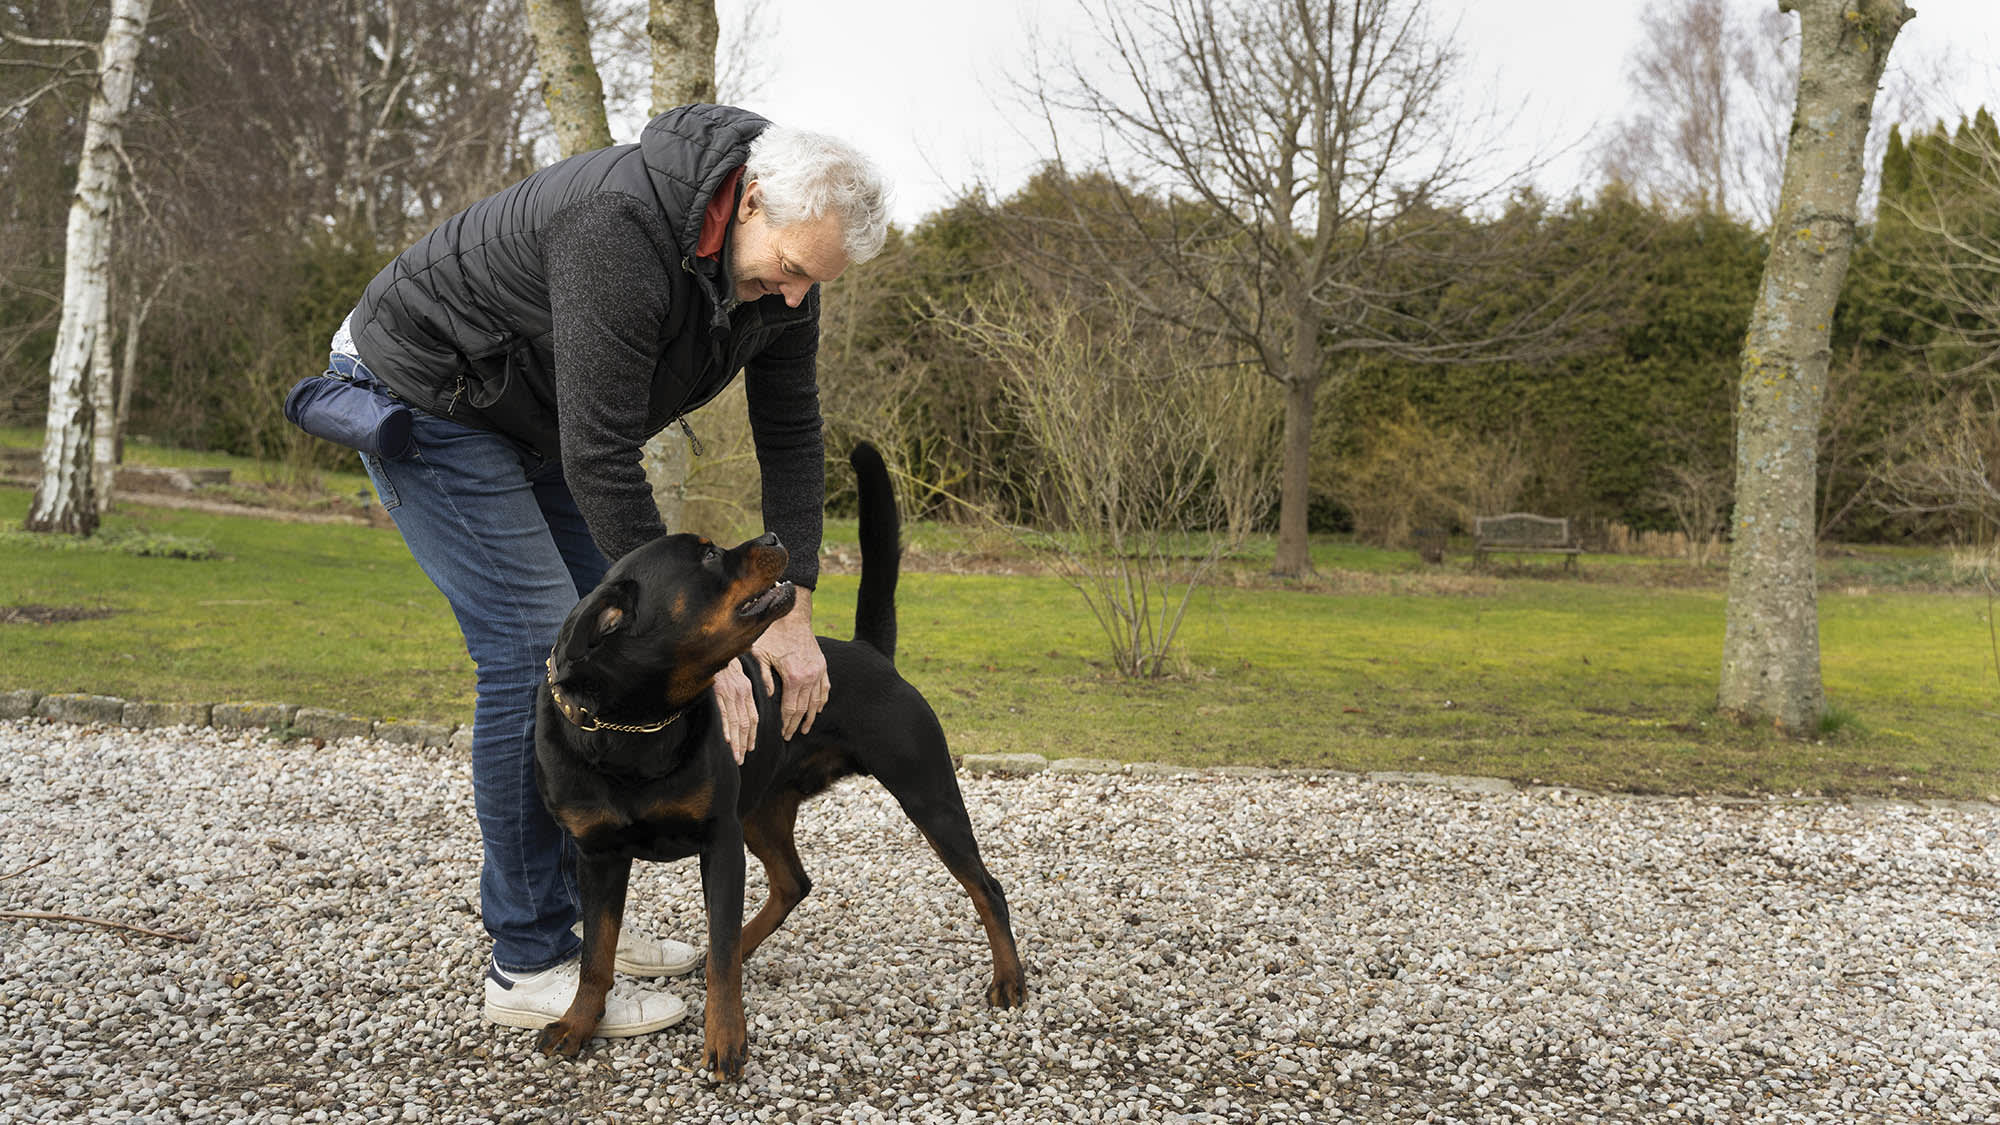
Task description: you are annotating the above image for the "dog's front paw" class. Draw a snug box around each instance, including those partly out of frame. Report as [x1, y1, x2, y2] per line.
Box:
[988, 972, 1027, 1009]
[537, 1019, 594, 1057]
[704, 1032, 747, 1080]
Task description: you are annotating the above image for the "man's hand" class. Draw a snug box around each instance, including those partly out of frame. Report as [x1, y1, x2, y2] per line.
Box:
[752, 588, 827, 740]
[708, 588, 827, 765]
[712, 661, 758, 765]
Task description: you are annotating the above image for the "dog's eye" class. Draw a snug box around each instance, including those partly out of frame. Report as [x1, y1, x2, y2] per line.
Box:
[702, 546, 720, 565]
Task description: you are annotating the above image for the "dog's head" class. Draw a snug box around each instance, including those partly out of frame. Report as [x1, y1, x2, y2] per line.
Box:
[548, 532, 796, 717]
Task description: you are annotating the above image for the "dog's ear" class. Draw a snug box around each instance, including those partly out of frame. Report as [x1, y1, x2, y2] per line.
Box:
[552, 580, 636, 672]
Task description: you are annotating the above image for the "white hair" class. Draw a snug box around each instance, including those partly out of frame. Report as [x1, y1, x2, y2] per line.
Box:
[745, 126, 891, 264]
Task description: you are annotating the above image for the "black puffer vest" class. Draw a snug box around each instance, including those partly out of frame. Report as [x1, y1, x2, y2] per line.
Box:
[347, 104, 814, 459]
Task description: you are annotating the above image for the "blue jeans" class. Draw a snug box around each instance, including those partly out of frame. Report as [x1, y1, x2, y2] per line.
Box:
[343, 354, 605, 974]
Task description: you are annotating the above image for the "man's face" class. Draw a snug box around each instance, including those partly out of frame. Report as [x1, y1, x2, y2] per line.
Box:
[728, 182, 850, 307]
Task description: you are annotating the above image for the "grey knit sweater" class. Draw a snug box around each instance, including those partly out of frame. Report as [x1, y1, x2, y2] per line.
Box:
[344, 105, 823, 587]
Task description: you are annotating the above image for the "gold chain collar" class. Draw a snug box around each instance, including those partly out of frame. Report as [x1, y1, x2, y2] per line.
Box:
[545, 653, 682, 734]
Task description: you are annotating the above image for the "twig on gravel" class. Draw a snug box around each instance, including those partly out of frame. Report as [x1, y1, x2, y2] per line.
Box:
[0, 857, 53, 880]
[1236, 1041, 1322, 1061]
[0, 909, 197, 943]
[1477, 945, 1566, 959]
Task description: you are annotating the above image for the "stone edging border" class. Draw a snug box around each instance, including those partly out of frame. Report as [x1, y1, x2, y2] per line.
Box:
[6, 688, 1993, 814]
[3, 689, 466, 752]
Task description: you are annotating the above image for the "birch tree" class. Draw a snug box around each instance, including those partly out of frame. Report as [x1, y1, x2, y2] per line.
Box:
[1718, 0, 1912, 731]
[24, 0, 150, 536]
[1601, 0, 1796, 225]
[89, 266, 114, 511]
[1601, 0, 1943, 229]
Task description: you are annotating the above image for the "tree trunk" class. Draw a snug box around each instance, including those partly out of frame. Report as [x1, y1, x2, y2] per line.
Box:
[641, 0, 718, 532]
[1271, 300, 1321, 578]
[113, 277, 163, 465]
[1271, 370, 1318, 578]
[523, 0, 612, 157]
[1718, 0, 1911, 730]
[649, 0, 717, 111]
[90, 287, 116, 513]
[26, 0, 151, 536]
[642, 427, 694, 534]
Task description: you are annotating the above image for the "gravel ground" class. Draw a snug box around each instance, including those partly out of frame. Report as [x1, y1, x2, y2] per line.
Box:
[1, 717, 1996, 1124]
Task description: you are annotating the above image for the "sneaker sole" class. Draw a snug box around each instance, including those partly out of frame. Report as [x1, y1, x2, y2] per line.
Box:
[615, 950, 702, 978]
[569, 924, 703, 979]
[484, 996, 688, 1037]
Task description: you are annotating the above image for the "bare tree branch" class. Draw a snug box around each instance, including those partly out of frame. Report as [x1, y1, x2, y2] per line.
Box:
[0, 909, 197, 943]
[1006, 0, 1627, 575]
[1885, 117, 2000, 378]
[0, 30, 95, 52]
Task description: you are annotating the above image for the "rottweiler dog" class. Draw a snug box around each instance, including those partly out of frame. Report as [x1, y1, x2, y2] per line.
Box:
[531, 443, 1025, 1077]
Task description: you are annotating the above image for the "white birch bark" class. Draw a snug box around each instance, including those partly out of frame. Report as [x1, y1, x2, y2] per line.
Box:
[1718, 0, 1912, 730]
[90, 287, 117, 513]
[26, 0, 151, 536]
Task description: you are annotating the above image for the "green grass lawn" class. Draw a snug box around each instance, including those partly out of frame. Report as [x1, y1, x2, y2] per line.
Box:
[0, 425, 379, 513]
[1, 472, 1994, 801]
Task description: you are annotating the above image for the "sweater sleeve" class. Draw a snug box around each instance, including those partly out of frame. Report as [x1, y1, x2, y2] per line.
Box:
[743, 285, 825, 590]
[543, 193, 676, 564]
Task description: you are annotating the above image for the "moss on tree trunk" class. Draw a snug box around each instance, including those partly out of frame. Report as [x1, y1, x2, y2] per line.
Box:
[1719, 0, 1912, 731]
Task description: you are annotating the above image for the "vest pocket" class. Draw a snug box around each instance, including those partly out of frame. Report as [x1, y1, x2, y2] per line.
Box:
[461, 345, 561, 458]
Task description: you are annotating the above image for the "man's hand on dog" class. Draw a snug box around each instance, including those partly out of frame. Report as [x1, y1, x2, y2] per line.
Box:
[710, 589, 829, 764]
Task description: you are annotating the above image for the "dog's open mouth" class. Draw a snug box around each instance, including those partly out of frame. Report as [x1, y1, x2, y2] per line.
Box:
[736, 580, 796, 621]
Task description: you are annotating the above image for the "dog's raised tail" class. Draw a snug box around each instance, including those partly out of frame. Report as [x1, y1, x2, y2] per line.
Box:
[850, 442, 900, 662]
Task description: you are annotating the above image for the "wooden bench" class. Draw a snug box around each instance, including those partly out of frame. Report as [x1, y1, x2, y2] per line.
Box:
[1473, 513, 1582, 571]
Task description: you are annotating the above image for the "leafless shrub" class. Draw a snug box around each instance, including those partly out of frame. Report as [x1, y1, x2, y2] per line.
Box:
[1605, 523, 1699, 559]
[1947, 542, 1998, 588]
[1649, 457, 1733, 566]
[1885, 116, 2000, 378]
[1875, 387, 2000, 531]
[814, 254, 972, 520]
[947, 284, 1279, 678]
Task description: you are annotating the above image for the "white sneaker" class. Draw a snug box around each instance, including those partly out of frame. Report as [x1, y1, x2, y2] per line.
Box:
[483, 958, 687, 1037]
[570, 922, 703, 978]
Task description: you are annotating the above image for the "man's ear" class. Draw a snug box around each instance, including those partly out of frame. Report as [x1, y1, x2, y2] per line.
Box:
[737, 180, 762, 224]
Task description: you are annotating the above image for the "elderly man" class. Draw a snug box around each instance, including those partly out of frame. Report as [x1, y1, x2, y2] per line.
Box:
[319, 104, 889, 1039]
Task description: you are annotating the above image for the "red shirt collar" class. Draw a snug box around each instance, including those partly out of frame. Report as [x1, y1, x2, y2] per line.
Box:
[697, 167, 744, 260]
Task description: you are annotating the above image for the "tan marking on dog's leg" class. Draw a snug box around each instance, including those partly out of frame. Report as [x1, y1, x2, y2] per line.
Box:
[740, 794, 810, 960]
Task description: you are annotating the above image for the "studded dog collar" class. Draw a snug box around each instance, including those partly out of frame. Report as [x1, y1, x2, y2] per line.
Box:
[545, 653, 682, 734]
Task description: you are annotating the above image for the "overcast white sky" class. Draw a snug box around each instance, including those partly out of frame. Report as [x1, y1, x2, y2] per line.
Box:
[690, 0, 2000, 227]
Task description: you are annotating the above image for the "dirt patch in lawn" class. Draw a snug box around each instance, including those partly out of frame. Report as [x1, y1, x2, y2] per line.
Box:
[0, 604, 120, 625]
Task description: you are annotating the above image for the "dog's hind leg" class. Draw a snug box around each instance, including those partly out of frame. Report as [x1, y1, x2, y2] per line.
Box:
[537, 853, 630, 1056]
[880, 766, 1027, 1008]
[740, 793, 812, 960]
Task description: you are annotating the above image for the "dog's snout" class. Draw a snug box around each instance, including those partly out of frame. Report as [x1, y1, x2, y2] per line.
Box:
[739, 532, 788, 581]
